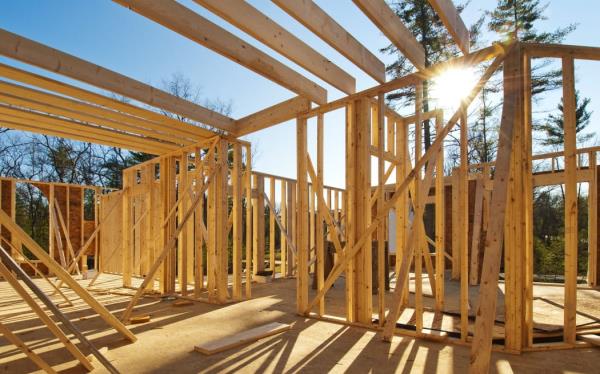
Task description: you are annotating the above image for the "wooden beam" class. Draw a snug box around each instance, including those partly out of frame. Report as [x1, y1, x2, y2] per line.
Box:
[0, 115, 167, 155]
[524, 43, 600, 61]
[195, 0, 355, 94]
[0, 28, 235, 132]
[469, 45, 520, 373]
[427, 0, 470, 55]
[0, 100, 178, 151]
[235, 96, 310, 136]
[0, 62, 215, 139]
[114, 0, 327, 104]
[352, 0, 425, 70]
[194, 322, 291, 355]
[0, 80, 193, 145]
[272, 0, 386, 83]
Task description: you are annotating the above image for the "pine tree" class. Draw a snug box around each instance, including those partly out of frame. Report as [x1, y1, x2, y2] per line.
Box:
[488, 0, 576, 95]
[538, 91, 593, 147]
[382, 0, 483, 149]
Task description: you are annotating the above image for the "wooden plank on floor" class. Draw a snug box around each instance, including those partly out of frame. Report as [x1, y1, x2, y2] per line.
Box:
[194, 322, 291, 355]
[579, 334, 600, 347]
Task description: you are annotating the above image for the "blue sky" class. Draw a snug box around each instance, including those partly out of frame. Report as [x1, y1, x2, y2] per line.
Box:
[1, 0, 599, 188]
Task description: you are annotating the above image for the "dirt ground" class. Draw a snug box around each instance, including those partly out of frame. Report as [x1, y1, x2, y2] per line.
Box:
[0, 273, 598, 373]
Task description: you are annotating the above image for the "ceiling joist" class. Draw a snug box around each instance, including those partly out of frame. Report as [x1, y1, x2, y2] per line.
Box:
[0, 80, 193, 145]
[0, 28, 235, 133]
[195, 0, 355, 95]
[0, 106, 177, 153]
[0, 63, 215, 139]
[352, 0, 426, 71]
[0, 113, 173, 155]
[114, 0, 328, 105]
[272, 0, 386, 83]
[428, 0, 470, 55]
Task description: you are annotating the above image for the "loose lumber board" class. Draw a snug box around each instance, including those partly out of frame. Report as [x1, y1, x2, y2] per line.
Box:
[194, 322, 291, 355]
[579, 334, 600, 347]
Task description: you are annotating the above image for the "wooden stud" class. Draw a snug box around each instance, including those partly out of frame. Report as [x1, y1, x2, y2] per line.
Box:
[459, 109, 469, 341]
[252, 175, 265, 275]
[562, 56, 578, 345]
[296, 117, 309, 314]
[269, 178, 277, 278]
[232, 144, 243, 299]
[316, 113, 325, 316]
[245, 145, 253, 297]
[589, 151, 598, 287]
[280, 180, 288, 278]
[376, 95, 386, 326]
[434, 112, 445, 311]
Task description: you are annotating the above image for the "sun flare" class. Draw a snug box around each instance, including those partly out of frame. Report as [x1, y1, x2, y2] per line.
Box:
[431, 67, 479, 110]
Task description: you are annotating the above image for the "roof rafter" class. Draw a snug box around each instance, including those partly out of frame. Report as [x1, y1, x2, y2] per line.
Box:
[0, 28, 235, 133]
[352, 0, 426, 70]
[114, 0, 328, 105]
[272, 0, 386, 83]
[195, 0, 355, 94]
[428, 0, 470, 55]
[0, 63, 215, 139]
[0, 80, 194, 145]
[0, 111, 173, 154]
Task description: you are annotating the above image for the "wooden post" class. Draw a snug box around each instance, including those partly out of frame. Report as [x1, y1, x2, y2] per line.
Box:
[345, 102, 356, 323]
[216, 139, 229, 303]
[179, 153, 189, 295]
[252, 174, 265, 275]
[297, 116, 309, 314]
[376, 95, 386, 325]
[434, 112, 445, 311]
[49, 184, 55, 274]
[588, 151, 598, 287]
[316, 114, 325, 316]
[194, 147, 205, 297]
[244, 145, 253, 297]
[459, 109, 469, 341]
[523, 52, 534, 348]
[470, 45, 520, 373]
[269, 177, 276, 276]
[414, 84, 424, 333]
[232, 143, 243, 300]
[122, 171, 132, 287]
[281, 180, 288, 277]
[346, 97, 372, 324]
[562, 56, 578, 345]
[396, 118, 409, 307]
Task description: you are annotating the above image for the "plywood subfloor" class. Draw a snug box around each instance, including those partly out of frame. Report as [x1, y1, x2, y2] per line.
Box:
[0, 273, 598, 373]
